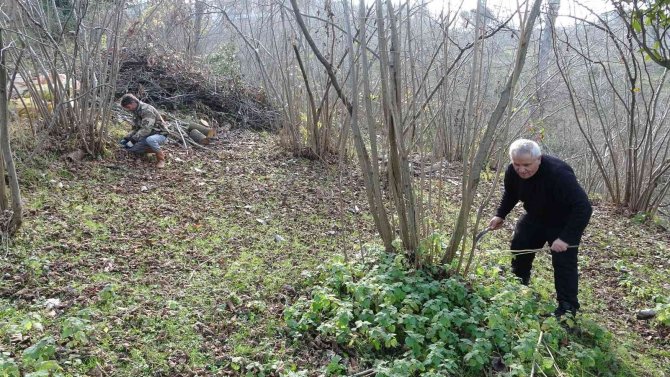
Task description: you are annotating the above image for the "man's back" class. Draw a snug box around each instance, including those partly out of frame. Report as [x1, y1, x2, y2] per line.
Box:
[501, 154, 592, 244]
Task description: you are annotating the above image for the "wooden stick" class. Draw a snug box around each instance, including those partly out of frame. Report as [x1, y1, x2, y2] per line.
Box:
[349, 369, 374, 377]
[530, 330, 544, 377]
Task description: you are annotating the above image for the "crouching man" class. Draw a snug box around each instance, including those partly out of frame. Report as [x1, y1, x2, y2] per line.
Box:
[119, 94, 169, 168]
[488, 139, 592, 318]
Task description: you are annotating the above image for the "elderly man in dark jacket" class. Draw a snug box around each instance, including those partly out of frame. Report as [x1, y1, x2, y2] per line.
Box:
[119, 94, 169, 168]
[489, 139, 592, 317]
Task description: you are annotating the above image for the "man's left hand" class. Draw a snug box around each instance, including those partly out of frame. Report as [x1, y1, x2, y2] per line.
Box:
[550, 238, 569, 252]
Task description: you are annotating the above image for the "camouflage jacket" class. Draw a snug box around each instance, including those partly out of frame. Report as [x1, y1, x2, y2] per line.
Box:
[127, 102, 169, 141]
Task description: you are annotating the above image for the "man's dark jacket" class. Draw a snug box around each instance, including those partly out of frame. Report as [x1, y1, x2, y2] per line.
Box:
[495, 155, 593, 245]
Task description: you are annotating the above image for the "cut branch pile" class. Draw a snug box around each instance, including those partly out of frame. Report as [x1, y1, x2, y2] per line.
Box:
[115, 46, 279, 133]
[165, 117, 219, 149]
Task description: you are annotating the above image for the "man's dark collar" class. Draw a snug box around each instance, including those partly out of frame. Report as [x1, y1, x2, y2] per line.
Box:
[536, 155, 546, 176]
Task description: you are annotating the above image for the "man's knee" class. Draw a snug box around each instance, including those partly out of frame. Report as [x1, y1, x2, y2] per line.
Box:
[551, 248, 578, 269]
[511, 254, 535, 285]
[146, 135, 167, 151]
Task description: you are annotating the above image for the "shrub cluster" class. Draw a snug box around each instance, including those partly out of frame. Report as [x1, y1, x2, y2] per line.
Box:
[285, 252, 622, 376]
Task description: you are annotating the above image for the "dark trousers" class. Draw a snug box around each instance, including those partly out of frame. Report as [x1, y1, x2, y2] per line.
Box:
[511, 216, 580, 310]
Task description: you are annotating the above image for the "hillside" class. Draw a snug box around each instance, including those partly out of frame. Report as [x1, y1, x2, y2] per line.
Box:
[0, 131, 667, 376]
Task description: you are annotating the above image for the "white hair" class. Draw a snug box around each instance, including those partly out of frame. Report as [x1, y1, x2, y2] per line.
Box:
[509, 139, 542, 159]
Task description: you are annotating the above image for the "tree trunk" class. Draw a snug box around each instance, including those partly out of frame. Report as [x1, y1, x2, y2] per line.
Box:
[357, 0, 394, 252]
[292, 44, 320, 155]
[443, 0, 543, 266]
[191, 0, 207, 57]
[377, 0, 419, 255]
[0, 152, 7, 211]
[463, 0, 485, 165]
[0, 28, 23, 236]
[534, 0, 560, 119]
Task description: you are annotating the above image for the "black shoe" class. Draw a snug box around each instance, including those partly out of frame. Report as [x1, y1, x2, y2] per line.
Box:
[553, 301, 577, 318]
[514, 275, 530, 286]
[553, 302, 580, 333]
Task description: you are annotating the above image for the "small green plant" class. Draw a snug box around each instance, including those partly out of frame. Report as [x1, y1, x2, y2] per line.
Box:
[0, 311, 44, 340]
[24, 257, 45, 278]
[21, 336, 63, 376]
[632, 211, 650, 224]
[655, 301, 670, 326]
[612, 259, 627, 272]
[61, 317, 93, 347]
[22, 337, 56, 363]
[324, 354, 346, 376]
[20, 313, 44, 335]
[97, 283, 117, 304]
[0, 354, 20, 377]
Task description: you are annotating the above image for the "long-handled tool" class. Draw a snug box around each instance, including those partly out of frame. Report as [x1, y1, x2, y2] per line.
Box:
[474, 227, 491, 246]
[475, 226, 579, 256]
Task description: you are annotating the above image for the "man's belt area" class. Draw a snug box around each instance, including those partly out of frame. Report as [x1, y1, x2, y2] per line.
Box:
[524, 214, 567, 228]
[150, 127, 169, 137]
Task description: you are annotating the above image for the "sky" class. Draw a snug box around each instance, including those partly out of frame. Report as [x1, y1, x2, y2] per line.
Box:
[424, 0, 615, 25]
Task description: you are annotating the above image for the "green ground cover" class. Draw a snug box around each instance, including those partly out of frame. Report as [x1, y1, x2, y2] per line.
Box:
[0, 132, 667, 376]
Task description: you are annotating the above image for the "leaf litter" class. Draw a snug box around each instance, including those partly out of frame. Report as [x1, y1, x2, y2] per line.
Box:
[0, 130, 668, 375]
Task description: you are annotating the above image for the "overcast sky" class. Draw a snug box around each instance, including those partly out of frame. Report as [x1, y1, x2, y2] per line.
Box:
[424, 0, 615, 25]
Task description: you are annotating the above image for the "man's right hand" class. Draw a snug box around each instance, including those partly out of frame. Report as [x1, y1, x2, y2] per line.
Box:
[488, 216, 504, 230]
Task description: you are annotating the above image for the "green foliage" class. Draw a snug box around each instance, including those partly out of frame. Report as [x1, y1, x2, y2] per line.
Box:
[627, 0, 670, 65]
[632, 211, 650, 224]
[206, 45, 241, 80]
[324, 354, 346, 376]
[20, 337, 63, 376]
[285, 252, 624, 376]
[98, 283, 117, 304]
[24, 257, 45, 278]
[0, 309, 44, 340]
[61, 316, 93, 347]
[632, 0, 670, 30]
[0, 354, 20, 377]
[655, 301, 670, 326]
[22, 337, 56, 363]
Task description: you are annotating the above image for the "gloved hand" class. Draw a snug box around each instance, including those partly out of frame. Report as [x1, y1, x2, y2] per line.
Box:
[119, 138, 134, 149]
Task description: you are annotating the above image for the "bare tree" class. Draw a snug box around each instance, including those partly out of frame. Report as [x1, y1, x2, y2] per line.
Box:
[554, 10, 670, 217]
[190, 0, 208, 56]
[289, 0, 399, 251]
[443, 0, 543, 267]
[377, 0, 420, 255]
[0, 27, 22, 237]
[533, 0, 560, 120]
[3, 0, 125, 157]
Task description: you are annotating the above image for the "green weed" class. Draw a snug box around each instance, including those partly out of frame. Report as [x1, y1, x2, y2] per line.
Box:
[285, 251, 630, 376]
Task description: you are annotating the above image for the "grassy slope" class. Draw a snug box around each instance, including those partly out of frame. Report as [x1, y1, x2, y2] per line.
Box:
[476, 202, 670, 376]
[0, 131, 667, 376]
